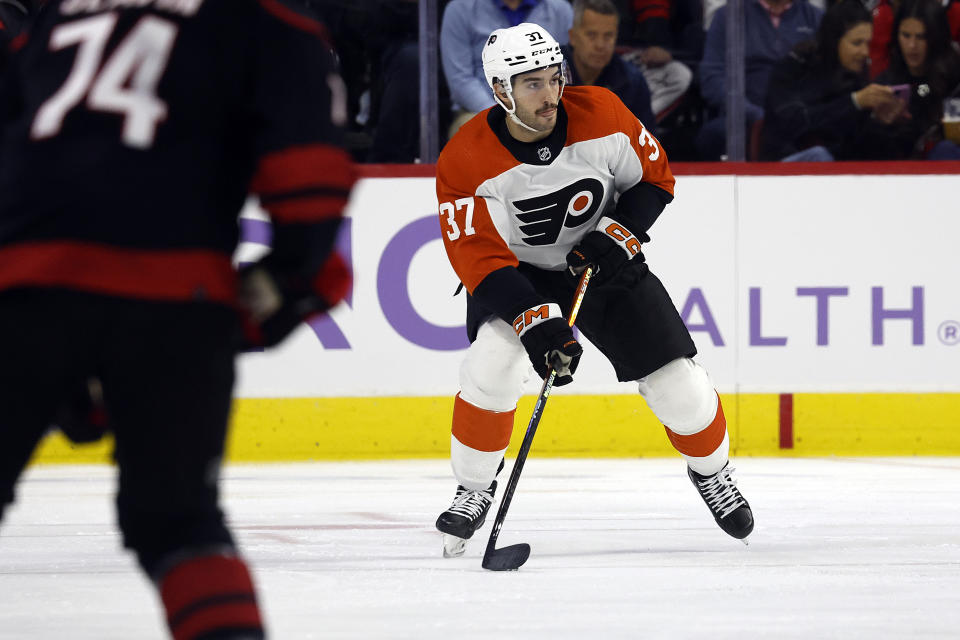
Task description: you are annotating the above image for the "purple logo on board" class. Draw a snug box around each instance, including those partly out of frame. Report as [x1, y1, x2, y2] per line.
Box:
[243, 217, 946, 351]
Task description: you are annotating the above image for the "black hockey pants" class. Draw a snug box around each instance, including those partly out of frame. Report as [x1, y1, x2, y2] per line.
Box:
[0, 289, 238, 576]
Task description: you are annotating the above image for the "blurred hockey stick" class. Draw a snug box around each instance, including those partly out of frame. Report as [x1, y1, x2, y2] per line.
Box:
[482, 266, 593, 571]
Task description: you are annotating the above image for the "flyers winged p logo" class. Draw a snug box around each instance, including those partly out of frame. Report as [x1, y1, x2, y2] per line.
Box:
[512, 178, 604, 246]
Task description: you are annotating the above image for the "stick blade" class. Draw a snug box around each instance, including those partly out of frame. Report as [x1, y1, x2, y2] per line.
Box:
[481, 543, 531, 571]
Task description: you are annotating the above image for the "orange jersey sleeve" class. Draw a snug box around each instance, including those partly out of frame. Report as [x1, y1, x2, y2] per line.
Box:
[610, 89, 675, 196]
[435, 118, 520, 295]
[564, 86, 675, 198]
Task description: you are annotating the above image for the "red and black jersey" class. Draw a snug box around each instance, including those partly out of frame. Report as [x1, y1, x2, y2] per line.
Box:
[436, 85, 674, 321]
[0, 0, 354, 304]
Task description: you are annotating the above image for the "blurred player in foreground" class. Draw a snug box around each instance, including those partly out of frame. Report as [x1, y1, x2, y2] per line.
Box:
[434, 22, 754, 558]
[0, 1, 354, 638]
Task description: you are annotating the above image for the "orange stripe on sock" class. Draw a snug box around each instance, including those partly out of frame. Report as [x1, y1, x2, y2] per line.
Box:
[451, 394, 515, 452]
[664, 395, 727, 457]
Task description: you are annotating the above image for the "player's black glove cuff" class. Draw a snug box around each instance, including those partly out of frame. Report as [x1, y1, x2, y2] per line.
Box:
[239, 252, 351, 348]
[566, 217, 647, 284]
[514, 303, 583, 386]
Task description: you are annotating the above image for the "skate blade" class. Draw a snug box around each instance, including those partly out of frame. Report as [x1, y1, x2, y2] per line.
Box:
[740, 536, 750, 546]
[442, 534, 467, 558]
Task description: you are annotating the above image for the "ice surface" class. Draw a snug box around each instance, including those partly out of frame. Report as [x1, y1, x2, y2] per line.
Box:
[1, 458, 958, 639]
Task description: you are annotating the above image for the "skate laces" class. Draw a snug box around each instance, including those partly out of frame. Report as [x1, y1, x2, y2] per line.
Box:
[695, 466, 745, 519]
[447, 485, 493, 519]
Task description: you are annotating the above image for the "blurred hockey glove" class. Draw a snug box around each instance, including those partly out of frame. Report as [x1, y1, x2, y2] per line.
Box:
[513, 303, 582, 385]
[239, 251, 351, 348]
[566, 216, 648, 284]
[54, 378, 109, 444]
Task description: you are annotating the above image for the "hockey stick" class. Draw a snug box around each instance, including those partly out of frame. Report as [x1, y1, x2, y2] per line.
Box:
[482, 266, 593, 571]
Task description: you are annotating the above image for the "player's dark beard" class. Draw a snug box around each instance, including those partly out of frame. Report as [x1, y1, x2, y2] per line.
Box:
[518, 101, 558, 131]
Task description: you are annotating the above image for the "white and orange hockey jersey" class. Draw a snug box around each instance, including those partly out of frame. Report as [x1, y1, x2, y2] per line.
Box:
[436, 85, 675, 299]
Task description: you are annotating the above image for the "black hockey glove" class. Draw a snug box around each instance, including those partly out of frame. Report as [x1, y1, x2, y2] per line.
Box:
[513, 303, 583, 386]
[566, 217, 647, 285]
[239, 252, 351, 348]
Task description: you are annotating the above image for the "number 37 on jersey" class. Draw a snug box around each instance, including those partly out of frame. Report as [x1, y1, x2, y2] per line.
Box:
[440, 197, 476, 241]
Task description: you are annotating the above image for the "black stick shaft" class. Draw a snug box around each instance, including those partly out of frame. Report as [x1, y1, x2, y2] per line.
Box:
[483, 267, 593, 559]
[484, 370, 555, 554]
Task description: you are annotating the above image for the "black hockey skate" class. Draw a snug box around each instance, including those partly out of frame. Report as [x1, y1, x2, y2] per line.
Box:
[436, 481, 497, 558]
[687, 463, 754, 541]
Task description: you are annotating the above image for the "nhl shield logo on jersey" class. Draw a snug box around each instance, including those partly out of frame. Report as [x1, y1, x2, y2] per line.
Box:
[537, 146, 551, 161]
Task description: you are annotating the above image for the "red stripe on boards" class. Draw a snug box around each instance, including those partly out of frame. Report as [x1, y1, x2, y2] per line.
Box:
[672, 160, 960, 176]
[779, 393, 794, 449]
[357, 164, 437, 179]
[354, 161, 960, 179]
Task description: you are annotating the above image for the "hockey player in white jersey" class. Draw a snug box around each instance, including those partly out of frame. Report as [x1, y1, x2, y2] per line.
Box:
[434, 23, 754, 558]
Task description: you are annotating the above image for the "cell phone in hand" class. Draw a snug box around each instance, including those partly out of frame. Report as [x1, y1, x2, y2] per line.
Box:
[890, 84, 911, 103]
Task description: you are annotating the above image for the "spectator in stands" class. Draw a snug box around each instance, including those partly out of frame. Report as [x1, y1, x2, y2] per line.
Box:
[703, 0, 827, 31]
[620, 0, 705, 62]
[869, 0, 960, 158]
[440, 0, 574, 136]
[303, 0, 383, 159]
[366, 0, 453, 163]
[616, 0, 698, 116]
[872, 0, 960, 77]
[760, 0, 905, 161]
[697, 0, 823, 160]
[563, 0, 657, 126]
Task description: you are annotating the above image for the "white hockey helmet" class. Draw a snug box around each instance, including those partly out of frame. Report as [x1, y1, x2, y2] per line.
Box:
[482, 23, 565, 116]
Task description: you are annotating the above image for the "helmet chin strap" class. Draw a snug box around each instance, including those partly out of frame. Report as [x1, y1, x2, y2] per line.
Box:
[494, 79, 565, 135]
[493, 89, 540, 133]
[508, 112, 540, 133]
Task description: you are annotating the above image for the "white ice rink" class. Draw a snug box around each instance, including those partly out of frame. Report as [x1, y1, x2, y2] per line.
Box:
[1, 457, 958, 639]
